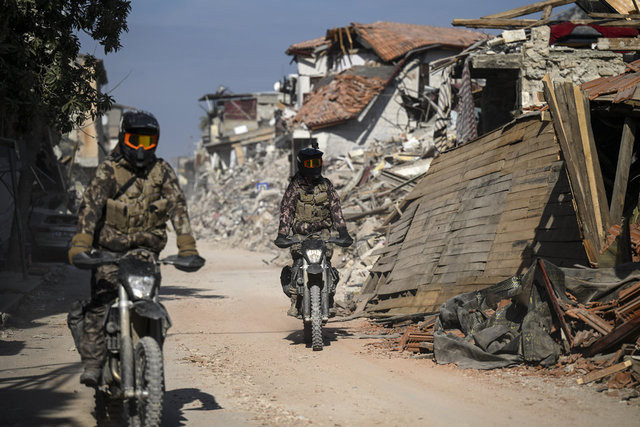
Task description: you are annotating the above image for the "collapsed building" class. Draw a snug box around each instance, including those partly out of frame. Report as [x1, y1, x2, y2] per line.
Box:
[285, 21, 488, 158]
[348, 0, 640, 385]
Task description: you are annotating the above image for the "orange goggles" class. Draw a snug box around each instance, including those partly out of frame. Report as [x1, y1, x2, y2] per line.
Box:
[124, 133, 158, 150]
[302, 158, 322, 168]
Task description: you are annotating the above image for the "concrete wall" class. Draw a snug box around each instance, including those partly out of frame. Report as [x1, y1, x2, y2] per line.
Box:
[314, 81, 409, 158]
[521, 26, 626, 108]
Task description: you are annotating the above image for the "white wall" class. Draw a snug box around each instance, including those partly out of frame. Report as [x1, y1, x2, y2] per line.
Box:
[314, 82, 409, 158]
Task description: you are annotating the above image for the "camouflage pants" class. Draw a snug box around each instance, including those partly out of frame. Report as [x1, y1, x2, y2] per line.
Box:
[78, 264, 119, 367]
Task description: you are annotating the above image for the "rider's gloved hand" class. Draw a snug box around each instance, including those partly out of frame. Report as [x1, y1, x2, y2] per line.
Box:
[177, 234, 199, 257]
[274, 234, 289, 248]
[338, 228, 354, 247]
[68, 233, 93, 265]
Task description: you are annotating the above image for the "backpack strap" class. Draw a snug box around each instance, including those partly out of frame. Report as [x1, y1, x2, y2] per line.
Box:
[112, 174, 138, 200]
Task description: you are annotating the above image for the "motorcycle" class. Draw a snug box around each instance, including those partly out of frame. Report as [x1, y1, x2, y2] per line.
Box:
[71, 248, 204, 426]
[276, 234, 351, 351]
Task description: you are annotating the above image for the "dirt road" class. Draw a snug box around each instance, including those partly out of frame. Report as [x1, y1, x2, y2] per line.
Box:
[2, 241, 640, 426]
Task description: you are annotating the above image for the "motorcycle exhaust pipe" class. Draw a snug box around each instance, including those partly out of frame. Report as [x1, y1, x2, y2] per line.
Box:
[119, 286, 135, 399]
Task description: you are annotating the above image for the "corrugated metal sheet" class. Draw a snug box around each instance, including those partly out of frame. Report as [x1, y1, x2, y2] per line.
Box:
[582, 65, 640, 103]
[352, 21, 488, 62]
[602, 0, 638, 14]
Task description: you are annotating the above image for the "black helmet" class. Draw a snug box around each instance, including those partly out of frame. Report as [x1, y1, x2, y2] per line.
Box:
[118, 110, 160, 170]
[296, 146, 323, 180]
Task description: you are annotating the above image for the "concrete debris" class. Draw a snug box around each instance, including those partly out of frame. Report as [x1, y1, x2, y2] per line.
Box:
[189, 129, 435, 304]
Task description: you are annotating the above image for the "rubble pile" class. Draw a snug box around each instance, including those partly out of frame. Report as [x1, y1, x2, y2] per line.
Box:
[189, 128, 435, 303]
[382, 259, 640, 395]
[189, 147, 290, 253]
[320, 133, 435, 303]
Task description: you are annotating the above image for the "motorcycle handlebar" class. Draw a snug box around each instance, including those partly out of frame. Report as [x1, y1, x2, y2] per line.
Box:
[73, 250, 205, 272]
[275, 235, 351, 249]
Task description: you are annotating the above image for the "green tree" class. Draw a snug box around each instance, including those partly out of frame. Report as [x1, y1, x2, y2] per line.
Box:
[0, 0, 131, 271]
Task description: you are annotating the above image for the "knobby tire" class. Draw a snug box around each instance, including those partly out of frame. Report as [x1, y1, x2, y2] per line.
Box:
[126, 336, 164, 427]
[310, 285, 323, 351]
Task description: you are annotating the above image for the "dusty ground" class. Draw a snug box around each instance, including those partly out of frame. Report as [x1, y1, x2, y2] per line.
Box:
[2, 240, 640, 426]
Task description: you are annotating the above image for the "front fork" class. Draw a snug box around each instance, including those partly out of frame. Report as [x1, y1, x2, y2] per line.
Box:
[300, 262, 331, 322]
[118, 285, 135, 399]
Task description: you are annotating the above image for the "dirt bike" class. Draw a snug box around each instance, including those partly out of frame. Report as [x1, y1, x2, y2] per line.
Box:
[71, 248, 204, 426]
[276, 234, 351, 351]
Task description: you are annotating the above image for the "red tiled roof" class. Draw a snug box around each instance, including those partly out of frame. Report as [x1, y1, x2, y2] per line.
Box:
[286, 21, 488, 62]
[293, 74, 388, 130]
[582, 62, 640, 103]
[286, 36, 331, 56]
[352, 21, 488, 62]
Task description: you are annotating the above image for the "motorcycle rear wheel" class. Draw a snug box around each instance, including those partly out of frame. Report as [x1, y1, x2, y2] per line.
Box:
[310, 285, 323, 351]
[125, 336, 164, 426]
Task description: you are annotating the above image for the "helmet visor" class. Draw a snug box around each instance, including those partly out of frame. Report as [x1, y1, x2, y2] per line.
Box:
[302, 158, 322, 168]
[124, 133, 158, 151]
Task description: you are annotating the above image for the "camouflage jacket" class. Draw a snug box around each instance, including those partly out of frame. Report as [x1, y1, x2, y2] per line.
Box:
[278, 173, 347, 236]
[77, 153, 192, 254]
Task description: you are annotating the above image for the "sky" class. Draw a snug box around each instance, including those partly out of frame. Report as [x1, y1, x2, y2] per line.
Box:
[79, 0, 540, 162]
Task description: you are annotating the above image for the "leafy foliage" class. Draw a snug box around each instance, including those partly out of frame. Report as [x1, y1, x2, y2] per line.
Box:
[0, 0, 131, 135]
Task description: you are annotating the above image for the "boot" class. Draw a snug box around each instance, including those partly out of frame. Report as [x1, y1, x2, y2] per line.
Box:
[287, 294, 299, 317]
[80, 363, 101, 387]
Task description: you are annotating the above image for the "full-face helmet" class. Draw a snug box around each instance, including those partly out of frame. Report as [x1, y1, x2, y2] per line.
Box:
[118, 110, 160, 170]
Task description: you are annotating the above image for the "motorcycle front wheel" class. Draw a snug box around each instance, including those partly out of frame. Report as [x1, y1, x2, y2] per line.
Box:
[125, 336, 164, 427]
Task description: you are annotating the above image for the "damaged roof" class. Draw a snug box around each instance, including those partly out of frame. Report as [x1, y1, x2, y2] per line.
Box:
[285, 36, 331, 57]
[582, 59, 640, 103]
[293, 65, 395, 130]
[286, 21, 487, 62]
[352, 21, 488, 62]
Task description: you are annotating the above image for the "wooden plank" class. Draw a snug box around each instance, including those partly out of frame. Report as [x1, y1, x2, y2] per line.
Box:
[609, 117, 636, 224]
[575, 86, 611, 239]
[543, 75, 599, 263]
[481, 0, 574, 19]
[597, 37, 640, 50]
[452, 18, 541, 29]
[576, 360, 632, 385]
[562, 82, 600, 253]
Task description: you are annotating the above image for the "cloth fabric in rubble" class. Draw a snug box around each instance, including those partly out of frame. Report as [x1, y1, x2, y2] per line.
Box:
[434, 259, 640, 369]
[455, 57, 478, 146]
[432, 66, 453, 154]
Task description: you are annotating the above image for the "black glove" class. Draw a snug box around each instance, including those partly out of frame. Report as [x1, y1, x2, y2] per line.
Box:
[338, 228, 354, 247]
[274, 234, 290, 249]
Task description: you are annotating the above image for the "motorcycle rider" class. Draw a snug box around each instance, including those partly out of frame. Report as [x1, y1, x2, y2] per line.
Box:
[274, 145, 353, 317]
[67, 110, 199, 387]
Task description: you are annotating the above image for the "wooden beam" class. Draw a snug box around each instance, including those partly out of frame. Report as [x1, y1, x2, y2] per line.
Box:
[609, 117, 636, 225]
[542, 5, 553, 20]
[481, 0, 574, 19]
[589, 12, 635, 18]
[574, 86, 611, 240]
[600, 19, 640, 27]
[576, 360, 632, 385]
[451, 18, 539, 29]
[597, 37, 640, 51]
[542, 75, 599, 263]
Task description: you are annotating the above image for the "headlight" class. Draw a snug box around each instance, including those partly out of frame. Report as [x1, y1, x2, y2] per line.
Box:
[305, 249, 323, 264]
[126, 275, 156, 299]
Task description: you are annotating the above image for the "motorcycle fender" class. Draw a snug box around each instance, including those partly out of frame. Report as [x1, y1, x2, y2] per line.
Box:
[306, 264, 323, 275]
[133, 300, 169, 320]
